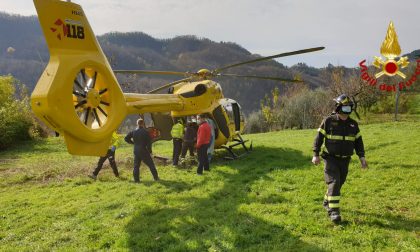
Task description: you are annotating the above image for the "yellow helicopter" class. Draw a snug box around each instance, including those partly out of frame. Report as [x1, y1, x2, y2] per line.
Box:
[31, 0, 324, 157]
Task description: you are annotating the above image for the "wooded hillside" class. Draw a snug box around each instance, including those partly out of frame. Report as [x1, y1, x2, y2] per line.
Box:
[0, 12, 418, 113]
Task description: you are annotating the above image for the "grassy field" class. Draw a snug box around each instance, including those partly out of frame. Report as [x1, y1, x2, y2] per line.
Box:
[0, 122, 419, 251]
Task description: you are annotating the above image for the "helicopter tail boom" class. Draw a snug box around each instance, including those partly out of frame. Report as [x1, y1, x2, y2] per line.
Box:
[125, 93, 184, 114]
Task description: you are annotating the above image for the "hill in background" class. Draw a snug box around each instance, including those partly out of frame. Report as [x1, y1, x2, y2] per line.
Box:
[0, 12, 334, 113]
[0, 12, 419, 113]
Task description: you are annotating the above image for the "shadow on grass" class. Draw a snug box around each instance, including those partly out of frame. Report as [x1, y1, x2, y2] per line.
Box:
[125, 146, 324, 251]
[350, 210, 420, 233]
[142, 180, 195, 194]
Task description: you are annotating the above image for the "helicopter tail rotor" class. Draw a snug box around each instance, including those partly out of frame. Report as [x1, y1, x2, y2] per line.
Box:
[32, 0, 127, 156]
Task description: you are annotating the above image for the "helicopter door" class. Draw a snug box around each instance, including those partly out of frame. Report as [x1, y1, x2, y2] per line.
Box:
[232, 103, 241, 131]
[212, 106, 230, 138]
[146, 112, 173, 141]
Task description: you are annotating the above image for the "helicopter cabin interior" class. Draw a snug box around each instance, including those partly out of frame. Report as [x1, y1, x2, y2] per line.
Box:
[142, 100, 244, 144]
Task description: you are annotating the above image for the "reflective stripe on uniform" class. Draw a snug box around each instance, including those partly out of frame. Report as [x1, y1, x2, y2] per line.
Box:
[329, 203, 340, 208]
[326, 135, 343, 140]
[327, 196, 340, 201]
[325, 134, 356, 141]
[355, 132, 361, 139]
[324, 148, 351, 158]
[318, 128, 326, 135]
[344, 136, 355, 141]
[328, 195, 340, 209]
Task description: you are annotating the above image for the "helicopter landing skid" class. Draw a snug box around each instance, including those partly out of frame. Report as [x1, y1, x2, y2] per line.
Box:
[221, 135, 253, 160]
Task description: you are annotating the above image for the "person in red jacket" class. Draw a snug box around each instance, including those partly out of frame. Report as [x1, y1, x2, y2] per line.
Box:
[196, 114, 211, 175]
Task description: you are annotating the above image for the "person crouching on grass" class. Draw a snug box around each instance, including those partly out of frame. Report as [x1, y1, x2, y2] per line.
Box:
[196, 114, 211, 175]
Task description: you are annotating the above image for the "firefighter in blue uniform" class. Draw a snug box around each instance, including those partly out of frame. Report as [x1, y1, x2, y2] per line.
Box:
[312, 94, 368, 223]
[125, 118, 160, 183]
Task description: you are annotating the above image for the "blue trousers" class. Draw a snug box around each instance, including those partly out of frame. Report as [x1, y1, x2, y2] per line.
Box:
[133, 152, 159, 182]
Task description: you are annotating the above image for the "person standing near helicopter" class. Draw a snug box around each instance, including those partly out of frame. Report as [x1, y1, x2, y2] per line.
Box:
[181, 120, 197, 159]
[125, 118, 160, 183]
[171, 119, 184, 166]
[206, 117, 217, 162]
[196, 114, 211, 175]
[88, 131, 120, 180]
[312, 94, 368, 223]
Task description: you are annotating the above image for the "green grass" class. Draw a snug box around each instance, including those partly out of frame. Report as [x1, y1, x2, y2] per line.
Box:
[0, 122, 419, 251]
[359, 113, 420, 124]
[408, 94, 420, 114]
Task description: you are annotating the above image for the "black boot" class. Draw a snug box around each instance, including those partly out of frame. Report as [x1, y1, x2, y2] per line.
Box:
[329, 209, 341, 223]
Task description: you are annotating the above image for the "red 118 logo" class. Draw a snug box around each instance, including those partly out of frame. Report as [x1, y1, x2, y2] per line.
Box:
[50, 18, 85, 41]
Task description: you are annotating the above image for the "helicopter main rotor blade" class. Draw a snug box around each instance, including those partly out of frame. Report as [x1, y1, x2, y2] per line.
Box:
[114, 70, 189, 77]
[214, 46, 325, 73]
[147, 77, 193, 94]
[217, 73, 303, 82]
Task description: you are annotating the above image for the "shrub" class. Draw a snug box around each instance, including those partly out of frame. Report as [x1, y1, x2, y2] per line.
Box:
[0, 75, 44, 150]
[370, 93, 414, 114]
[278, 88, 331, 129]
[244, 111, 267, 134]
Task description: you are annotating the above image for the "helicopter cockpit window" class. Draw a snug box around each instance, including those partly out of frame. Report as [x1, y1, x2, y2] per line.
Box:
[224, 103, 234, 123]
[180, 84, 207, 98]
[232, 103, 241, 131]
[180, 91, 196, 98]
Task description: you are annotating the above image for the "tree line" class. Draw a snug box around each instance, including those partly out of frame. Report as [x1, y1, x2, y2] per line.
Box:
[244, 64, 420, 134]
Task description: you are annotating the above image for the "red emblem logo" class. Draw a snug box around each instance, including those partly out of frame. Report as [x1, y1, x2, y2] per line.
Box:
[50, 18, 68, 40]
[359, 21, 419, 92]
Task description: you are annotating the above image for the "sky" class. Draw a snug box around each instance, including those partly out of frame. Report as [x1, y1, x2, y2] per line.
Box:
[1, 0, 419, 68]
